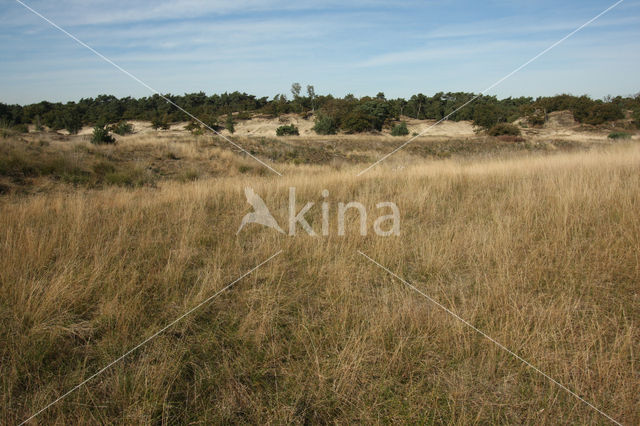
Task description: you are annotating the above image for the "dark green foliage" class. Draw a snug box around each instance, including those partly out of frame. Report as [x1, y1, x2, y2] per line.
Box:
[584, 103, 624, 125]
[608, 132, 632, 139]
[533, 94, 625, 125]
[342, 111, 377, 133]
[521, 107, 546, 126]
[391, 121, 409, 136]
[473, 103, 502, 129]
[62, 106, 83, 134]
[225, 113, 235, 134]
[91, 125, 115, 144]
[152, 116, 170, 130]
[2, 91, 637, 137]
[356, 100, 391, 131]
[313, 113, 337, 135]
[488, 123, 521, 137]
[198, 115, 220, 131]
[276, 124, 299, 136]
[110, 121, 133, 135]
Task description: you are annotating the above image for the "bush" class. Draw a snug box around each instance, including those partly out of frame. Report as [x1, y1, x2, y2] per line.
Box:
[225, 113, 235, 134]
[473, 104, 501, 129]
[608, 132, 632, 140]
[111, 121, 133, 136]
[488, 123, 521, 137]
[152, 116, 170, 130]
[276, 124, 299, 136]
[63, 113, 83, 134]
[91, 125, 115, 144]
[342, 111, 376, 133]
[313, 114, 337, 135]
[583, 103, 624, 125]
[391, 121, 409, 136]
[525, 109, 546, 126]
[357, 100, 390, 131]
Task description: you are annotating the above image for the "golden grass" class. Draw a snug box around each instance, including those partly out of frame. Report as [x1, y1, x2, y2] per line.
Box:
[1, 142, 639, 424]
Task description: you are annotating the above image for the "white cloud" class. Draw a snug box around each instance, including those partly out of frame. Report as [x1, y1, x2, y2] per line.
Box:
[422, 15, 640, 40]
[3, 0, 398, 27]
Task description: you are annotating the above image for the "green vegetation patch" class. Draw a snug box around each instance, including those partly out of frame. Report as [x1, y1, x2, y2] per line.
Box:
[608, 131, 632, 140]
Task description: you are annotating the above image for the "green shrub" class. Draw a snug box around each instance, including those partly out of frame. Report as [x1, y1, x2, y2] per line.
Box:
[342, 111, 376, 133]
[91, 125, 115, 144]
[111, 121, 133, 136]
[200, 115, 220, 130]
[276, 124, 299, 136]
[525, 109, 546, 126]
[608, 132, 632, 140]
[391, 121, 409, 136]
[313, 114, 337, 135]
[488, 123, 521, 137]
[152, 116, 170, 130]
[473, 104, 500, 129]
[356, 100, 390, 131]
[225, 113, 235, 134]
[64, 114, 83, 134]
[582, 103, 624, 125]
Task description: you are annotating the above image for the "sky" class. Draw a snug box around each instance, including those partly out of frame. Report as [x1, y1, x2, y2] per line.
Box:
[0, 0, 639, 105]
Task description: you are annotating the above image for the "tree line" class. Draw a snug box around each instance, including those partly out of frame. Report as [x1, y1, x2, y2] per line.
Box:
[1, 84, 638, 136]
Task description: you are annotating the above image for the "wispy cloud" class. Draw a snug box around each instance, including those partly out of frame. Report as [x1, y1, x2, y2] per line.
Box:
[1, 0, 637, 104]
[421, 14, 640, 40]
[1, 0, 401, 27]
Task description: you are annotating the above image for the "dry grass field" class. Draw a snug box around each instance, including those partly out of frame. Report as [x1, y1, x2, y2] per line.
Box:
[1, 130, 639, 424]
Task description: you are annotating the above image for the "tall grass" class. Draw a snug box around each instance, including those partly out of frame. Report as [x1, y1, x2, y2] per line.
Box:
[1, 145, 638, 424]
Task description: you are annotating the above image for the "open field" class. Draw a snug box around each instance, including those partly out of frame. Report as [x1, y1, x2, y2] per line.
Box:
[2, 114, 637, 195]
[1, 127, 639, 424]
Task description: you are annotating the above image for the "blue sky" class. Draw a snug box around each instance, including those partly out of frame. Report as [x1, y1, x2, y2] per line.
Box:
[1, 0, 638, 105]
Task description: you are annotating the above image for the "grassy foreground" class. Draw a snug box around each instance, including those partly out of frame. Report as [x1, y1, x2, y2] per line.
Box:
[1, 142, 639, 424]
